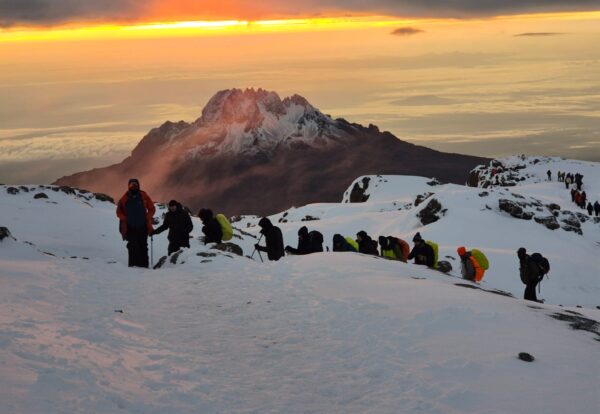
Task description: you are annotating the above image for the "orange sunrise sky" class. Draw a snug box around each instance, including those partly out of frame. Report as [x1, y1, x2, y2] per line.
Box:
[1, 1, 599, 183]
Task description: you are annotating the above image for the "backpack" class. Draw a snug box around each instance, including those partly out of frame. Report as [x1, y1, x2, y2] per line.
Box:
[530, 253, 550, 275]
[437, 260, 453, 273]
[309, 231, 324, 252]
[215, 214, 233, 241]
[471, 249, 490, 270]
[345, 237, 359, 252]
[426, 240, 439, 268]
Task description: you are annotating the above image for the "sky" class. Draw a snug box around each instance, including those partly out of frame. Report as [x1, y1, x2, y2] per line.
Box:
[1, 1, 599, 184]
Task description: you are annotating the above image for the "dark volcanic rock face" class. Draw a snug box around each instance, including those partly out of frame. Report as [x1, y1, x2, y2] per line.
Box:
[55, 88, 488, 216]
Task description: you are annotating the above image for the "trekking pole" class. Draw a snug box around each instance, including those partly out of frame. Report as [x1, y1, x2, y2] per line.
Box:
[250, 234, 264, 263]
[150, 235, 154, 269]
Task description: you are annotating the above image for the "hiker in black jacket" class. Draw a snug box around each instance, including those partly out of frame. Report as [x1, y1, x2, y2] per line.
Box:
[407, 232, 435, 267]
[255, 217, 284, 261]
[595, 201, 600, 217]
[517, 247, 546, 302]
[198, 208, 222, 245]
[356, 231, 378, 256]
[153, 200, 193, 255]
[285, 226, 312, 255]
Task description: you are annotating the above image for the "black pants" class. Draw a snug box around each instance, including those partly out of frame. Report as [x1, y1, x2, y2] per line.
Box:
[127, 227, 149, 268]
[524, 281, 538, 302]
[168, 240, 190, 255]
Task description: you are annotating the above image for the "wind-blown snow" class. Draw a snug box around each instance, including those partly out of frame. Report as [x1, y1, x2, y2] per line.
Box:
[1, 156, 599, 413]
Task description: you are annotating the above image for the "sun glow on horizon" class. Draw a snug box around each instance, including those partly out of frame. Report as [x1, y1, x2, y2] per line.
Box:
[2, 11, 599, 43]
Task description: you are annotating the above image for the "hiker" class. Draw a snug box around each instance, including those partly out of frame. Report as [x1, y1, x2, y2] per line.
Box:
[546, 170, 551, 181]
[407, 232, 435, 267]
[285, 226, 323, 255]
[580, 191, 587, 208]
[457, 246, 488, 282]
[595, 201, 600, 217]
[255, 217, 284, 261]
[379, 236, 395, 259]
[198, 208, 222, 245]
[153, 200, 193, 255]
[565, 174, 572, 189]
[575, 173, 583, 191]
[116, 178, 155, 268]
[388, 236, 410, 262]
[587, 202, 594, 216]
[332, 234, 358, 252]
[571, 189, 578, 203]
[356, 231, 378, 255]
[557, 171, 562, 182]
[517, 248, 550, 302]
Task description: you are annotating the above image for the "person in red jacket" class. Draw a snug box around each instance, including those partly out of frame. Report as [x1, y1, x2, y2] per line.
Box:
[116, 178, 156, 268]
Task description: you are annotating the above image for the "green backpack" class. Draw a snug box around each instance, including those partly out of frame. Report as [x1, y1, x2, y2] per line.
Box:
[345, 237, 359, 252]
[215, 214, 233, 241]
[426, 240, 439, 268]
[471, 249, 490, 270]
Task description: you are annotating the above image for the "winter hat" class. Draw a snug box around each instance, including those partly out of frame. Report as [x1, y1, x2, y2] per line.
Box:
[517, 247, 527, 259]
[357, 230, 368, 240]
[168, 200, 178, 207]
[298, 226, 309, 237]
[198, 208, 213, 221]
[457, 246, 467, 257]
[128, 178, 140, 187]
[412, 232, 423, 242]
[258, 217, 272, 229]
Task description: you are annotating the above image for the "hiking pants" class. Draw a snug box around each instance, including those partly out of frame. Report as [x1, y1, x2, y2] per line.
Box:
[168, 240, 190, 255]
[127, 227, 149, 268]
[524, 281, 538, 302]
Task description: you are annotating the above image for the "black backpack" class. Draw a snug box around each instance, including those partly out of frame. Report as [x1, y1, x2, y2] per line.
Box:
[309, 231, 324, 252]
[530, 253, 550, 276]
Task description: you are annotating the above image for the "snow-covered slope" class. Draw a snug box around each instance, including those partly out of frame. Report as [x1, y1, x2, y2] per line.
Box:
[1, 158, 600, 413]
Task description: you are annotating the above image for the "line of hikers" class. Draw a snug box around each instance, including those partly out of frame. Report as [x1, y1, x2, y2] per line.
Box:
[116, 178, 549, 302]
[552, 169, 600, 216]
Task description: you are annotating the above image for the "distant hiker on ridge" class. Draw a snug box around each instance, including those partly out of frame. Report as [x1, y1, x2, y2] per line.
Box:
[407, 232, 435, 267]
[332, 234, 358, 252]
[153, 200, 193, 255]
[356, 231, 379, 256]
[594, 201, 600, 217]
[547, 170, 551, 181]
[586, 202, 593, 216]
[255, 217, 284, 261]
[198, 208, 223, 245]
[116, 178, 155, 268]
[285, 226, 323, 255]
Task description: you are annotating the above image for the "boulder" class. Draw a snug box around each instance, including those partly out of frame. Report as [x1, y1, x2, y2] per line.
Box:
[6, 187, 19, 195]
[534, 216, 560, 230]
[417, 198, 443, 225]
[498, 199, 533, 220]
[34, 192, 48, 199]
[0, 226, 12, 241]
[348, 177, 371, 203]
[94, 193, 115, 203]
[213, 242, 244, 257]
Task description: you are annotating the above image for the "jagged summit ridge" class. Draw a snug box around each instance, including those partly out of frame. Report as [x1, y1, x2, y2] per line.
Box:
[138, 88, 348, 159]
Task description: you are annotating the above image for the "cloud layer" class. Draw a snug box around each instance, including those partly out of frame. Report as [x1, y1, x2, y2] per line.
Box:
[1, 0, 599, 26]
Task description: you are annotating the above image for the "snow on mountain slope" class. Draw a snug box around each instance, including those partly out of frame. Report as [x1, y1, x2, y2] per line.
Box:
[238, 157, 600, 307]
[1, 159, 600, 413]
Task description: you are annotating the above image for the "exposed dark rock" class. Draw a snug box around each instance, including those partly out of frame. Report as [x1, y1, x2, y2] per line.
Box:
[153, 256, 168, 269]
[498, 199, 533, 220]
[197, 252, 218, 258]
[213, 242, 244, 257]
[0, 227, 12, 241]
[427, 178, 441, 186]
[58, 186, 76, 195]
[467, 169, 481, 187]
[34, 192, 49, 199]
[549, 312, 600, 341]
[417, 198, 443, 225]
[546, 203, 561, 212]
[478, 191, 489, 197]
[518, 353, 535, 362]
[94, 193, 115, 203]
[414, 192, 433, 207]
[534, 216, 560, 230]
[170, 250, 183, 264]
[6, 187, 19, 195]
[19, 186, 29, 192]
[301, 215, 320, 222]
[349, 177, 371, 203]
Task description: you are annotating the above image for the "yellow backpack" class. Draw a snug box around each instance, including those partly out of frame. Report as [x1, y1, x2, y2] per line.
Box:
[215, 214, 233, 241]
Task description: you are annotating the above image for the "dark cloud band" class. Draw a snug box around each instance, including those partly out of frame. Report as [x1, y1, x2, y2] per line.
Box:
[0, 0, 599, 27]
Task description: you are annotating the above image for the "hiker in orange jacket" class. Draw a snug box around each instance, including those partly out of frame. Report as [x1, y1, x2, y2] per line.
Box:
[457, 246, 485, 282]
[116, 178, 156, 268]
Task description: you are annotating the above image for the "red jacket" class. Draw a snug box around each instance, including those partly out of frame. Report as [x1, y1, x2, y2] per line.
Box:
[116, 190, 156, 237]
